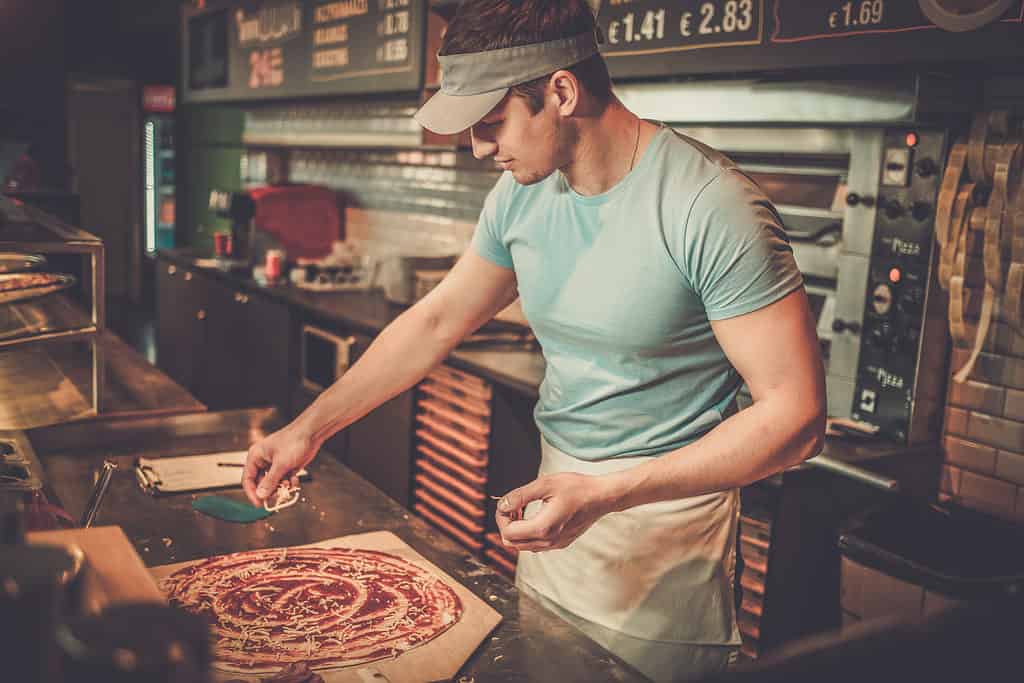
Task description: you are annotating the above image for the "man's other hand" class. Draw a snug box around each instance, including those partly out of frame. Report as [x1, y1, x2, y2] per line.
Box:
[496, 472, 616, 552]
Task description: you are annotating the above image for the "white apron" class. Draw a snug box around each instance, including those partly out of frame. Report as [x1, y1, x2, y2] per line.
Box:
[515, 437, 742, 645]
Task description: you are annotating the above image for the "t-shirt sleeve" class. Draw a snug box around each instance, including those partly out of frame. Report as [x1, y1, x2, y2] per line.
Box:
[681, 169, 804, 320]
[471, 173, 515, 269]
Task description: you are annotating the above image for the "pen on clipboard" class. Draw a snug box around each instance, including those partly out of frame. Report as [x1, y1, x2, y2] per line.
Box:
[217, 462, 245, 467]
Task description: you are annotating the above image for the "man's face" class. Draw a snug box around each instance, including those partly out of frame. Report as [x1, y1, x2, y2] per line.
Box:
[469, 92, 568, 186]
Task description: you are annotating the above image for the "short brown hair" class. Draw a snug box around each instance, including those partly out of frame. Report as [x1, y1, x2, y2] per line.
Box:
[439, 0, 612, 114]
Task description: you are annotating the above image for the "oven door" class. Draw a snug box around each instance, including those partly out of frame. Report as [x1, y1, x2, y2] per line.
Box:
[300, 325, 355, 393]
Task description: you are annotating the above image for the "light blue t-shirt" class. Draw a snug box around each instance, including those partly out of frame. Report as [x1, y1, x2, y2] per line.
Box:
[472, 125, 803, 461]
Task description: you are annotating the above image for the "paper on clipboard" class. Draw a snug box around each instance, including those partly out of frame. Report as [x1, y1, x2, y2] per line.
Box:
[134, 450, 309, 495]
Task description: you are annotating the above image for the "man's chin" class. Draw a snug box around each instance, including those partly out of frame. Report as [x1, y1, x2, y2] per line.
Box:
[510, 169, 554, 186]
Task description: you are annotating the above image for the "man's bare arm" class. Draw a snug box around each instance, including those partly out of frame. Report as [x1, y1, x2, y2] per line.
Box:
[498, 288, 826, 550]
[244, 250, 518, 504]
[602, 287, 826, 509]
[294, 251, 518, 447]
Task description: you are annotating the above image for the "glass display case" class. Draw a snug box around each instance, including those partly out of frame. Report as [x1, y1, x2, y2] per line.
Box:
[0, 195, 105, 428]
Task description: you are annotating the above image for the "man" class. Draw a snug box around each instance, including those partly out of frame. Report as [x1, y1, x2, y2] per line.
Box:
[244, 1, 826, 680]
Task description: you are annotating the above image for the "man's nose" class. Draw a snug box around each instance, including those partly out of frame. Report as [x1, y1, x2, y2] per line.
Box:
[470, 128, 497, 160]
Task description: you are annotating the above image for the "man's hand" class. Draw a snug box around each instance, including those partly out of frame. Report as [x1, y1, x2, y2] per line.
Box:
[243, 426, 318, 506]
[496, 473, 617, 552]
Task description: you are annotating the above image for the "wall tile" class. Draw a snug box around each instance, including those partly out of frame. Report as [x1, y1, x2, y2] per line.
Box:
[1004, 356, 1024, 390]
[967, 412, 1024, 452]
[996, 451, 1024, 486]
[944, 407, 969, 436]
[1006, 389, 1024, 422]
[959, 470, 1018, 520]
[991, 323, 1024, 358]
[951, 350, 1024, 390]
[943, 436, 997, 474]
[939, 464, 962, 495]
[947, 379, 1005, 415]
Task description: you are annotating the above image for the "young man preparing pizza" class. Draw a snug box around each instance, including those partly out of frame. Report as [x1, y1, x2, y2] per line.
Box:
[244, 1, 826, 679]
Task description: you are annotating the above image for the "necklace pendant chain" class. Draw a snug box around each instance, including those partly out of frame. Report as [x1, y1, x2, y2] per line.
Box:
[629, 118, 641, 174]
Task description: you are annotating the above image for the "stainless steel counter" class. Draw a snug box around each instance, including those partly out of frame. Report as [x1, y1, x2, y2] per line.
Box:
[29, 408, 647, 683]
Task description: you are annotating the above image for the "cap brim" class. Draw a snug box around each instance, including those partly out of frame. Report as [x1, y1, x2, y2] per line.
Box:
[414, 88, 509, 135]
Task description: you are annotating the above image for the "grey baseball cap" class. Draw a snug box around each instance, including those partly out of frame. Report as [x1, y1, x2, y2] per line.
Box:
[415, 32, 600, 135]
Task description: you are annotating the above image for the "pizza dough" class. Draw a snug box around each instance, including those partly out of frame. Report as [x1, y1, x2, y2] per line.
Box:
[158, 546, 463, 673]
[0, 272, 66, 292]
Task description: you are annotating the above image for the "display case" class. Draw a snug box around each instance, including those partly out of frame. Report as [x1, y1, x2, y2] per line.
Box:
[0, 195, 105, 428]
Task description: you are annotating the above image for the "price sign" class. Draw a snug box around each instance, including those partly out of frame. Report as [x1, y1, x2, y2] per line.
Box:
[595, 0, 1024, 77]
[599, 0, 764, 56]
[772, 0, 1024, 43]
[183, 0, 426, 103]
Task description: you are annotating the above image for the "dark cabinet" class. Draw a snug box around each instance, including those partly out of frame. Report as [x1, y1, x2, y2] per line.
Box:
[487, 383, 541, 507]
[287, 324, 414, 506]
[344, 332, 415, 506]
[241, 290, 291, 411]
[199, 276, 245, 409]
[155, 256, 291, 414]
[199, 278, 291, 412]
[156, 262, 206, 394]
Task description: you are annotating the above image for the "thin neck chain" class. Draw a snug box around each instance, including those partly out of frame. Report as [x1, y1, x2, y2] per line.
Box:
[628, 118, 641, 174]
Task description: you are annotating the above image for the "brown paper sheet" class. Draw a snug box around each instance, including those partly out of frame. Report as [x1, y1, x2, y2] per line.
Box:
[150, 531, 502, 683]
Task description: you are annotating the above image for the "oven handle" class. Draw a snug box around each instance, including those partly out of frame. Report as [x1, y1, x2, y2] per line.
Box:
[300, 325, 357, 393]
[804, 455, 900, 492]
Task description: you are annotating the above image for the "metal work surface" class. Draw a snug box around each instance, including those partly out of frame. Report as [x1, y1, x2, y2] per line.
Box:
[31, 409, 646, 683]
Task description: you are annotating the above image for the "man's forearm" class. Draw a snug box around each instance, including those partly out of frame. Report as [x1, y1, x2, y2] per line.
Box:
[599, 397, 825, 513]
[292, 305, 459, 448]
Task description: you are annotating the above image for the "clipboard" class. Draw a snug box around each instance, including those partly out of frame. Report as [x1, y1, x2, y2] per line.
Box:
[134, 450, 309, 495]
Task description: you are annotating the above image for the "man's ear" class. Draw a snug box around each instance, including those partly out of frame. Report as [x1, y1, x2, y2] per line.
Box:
[547, 69, 580, 117]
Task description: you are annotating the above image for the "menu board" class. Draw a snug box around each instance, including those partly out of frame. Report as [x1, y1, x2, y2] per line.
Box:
[597, 0, 1024, 79]
[182, 0, 425, 103]
[600, 0, 764, 56]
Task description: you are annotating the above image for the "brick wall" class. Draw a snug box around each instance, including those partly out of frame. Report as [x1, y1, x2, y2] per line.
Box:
[941, 317, 1024, 524]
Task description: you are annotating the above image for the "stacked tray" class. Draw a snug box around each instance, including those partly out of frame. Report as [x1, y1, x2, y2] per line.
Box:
[737, 513, 772, 659]
[484, 532, 517, 579]
[412, 365, 492, 554]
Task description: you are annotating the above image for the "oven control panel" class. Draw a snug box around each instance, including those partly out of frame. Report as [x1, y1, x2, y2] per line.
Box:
[851, 129, 948, 443]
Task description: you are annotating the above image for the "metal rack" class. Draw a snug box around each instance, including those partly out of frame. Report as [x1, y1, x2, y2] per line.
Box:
[0, 195, 105, 428]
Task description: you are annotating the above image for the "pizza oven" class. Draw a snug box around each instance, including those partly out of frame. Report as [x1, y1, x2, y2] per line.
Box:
[0, 195, 105, 428]
[617, 76, 958, 445]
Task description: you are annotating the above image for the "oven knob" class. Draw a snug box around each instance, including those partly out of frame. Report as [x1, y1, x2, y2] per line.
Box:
[898, 286, 924, 312]
[884, 200, 905, 219]
[868, 322, 892, 348]
[846, 193, 876, 208]
[872, 283, 893, 315]
[915, 158, 938, 178]
[832, 319, 861, 334]
[911, 202, 932, 221]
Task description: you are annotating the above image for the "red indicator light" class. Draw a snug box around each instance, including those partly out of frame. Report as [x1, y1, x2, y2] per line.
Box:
[889, 267, 902, 284]
[905, 132, 919, 148]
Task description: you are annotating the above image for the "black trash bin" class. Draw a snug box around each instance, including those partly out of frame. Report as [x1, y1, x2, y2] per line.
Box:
[838, 499, 1024, 625]
[705, 501, 1024, 682]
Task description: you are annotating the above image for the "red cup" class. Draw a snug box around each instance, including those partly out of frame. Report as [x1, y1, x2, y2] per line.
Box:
[213, 232, 229, 258]
[265, 250, 282, 281]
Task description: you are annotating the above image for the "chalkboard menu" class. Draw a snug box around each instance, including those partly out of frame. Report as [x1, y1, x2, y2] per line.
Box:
[596, 0, 1024, 79]
[182, 0, 426, 103]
